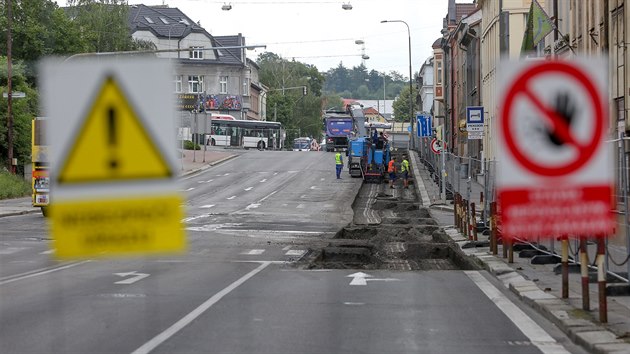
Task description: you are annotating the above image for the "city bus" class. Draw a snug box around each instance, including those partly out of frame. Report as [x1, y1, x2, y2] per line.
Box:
[207, 119, 284, 150]
[293, 137, 311, 151]
[31, 117, 49, 216]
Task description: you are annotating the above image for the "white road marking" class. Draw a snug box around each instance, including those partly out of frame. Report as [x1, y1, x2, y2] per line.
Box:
[344, 302, 365, 306]
[244, 187, 253, 191]
[288, 170, 299, 174]
[273, 172, 278, 176]
[0, 247, 27, 255]
[182, 213, 212, 222]
[39, 250, 54, 255]
[226, 196, 236, 200]
[347, 272, 401, 286]
[285, 250, 306, 256]
[242, 249, 265, 255]
[206, 179, 214, 183]
[179, 187, 195, 192]
[296, 204, 305, 209]
[114, 271, 150, 285]
[0, 261, 91, 285]
[260, 179, 267, 183]
[245, 203, 260, 210]
[223, 173, 230, 176]
[310, 186, 318, 190]
[259, 190, 278, 202]
[199, 204, 215, 209]
[320, 178, 325, 181]
[282, 246, 292, 251]
[464, 271, 570, 354]
[131, 262, 271, 354]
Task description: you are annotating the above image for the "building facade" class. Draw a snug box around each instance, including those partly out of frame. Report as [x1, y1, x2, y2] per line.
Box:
[128, 4, 265, 120]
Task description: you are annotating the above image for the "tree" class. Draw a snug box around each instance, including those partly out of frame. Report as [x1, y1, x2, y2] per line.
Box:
[0, 58, 39, 174]
[392, 84, 419, 123]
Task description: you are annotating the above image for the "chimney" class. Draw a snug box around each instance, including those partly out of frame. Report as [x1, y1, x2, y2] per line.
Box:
[448, 0, 456, 25]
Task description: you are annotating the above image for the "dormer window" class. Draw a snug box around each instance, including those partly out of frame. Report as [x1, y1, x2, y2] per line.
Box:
[144, 16, 154, 24]
[189, 46, 203, 60]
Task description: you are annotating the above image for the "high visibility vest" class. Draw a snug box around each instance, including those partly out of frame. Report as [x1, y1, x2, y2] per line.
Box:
[388, 160, 395, 173]
[401, 160, 409, 172]
[335, 153, 343, 165]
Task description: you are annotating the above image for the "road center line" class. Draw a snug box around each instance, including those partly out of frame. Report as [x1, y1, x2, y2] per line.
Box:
[464, 271, 570, 354]
[0, 261, 91, 285]
[260, 179, 267, 183]
[244, 187, 253, 191]
[226, 196, 236, 200]
[131, 262, 271, 354]
[259, 190, 278, 202]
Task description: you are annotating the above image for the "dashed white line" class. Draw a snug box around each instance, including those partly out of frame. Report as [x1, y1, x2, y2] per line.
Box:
[39, 250, 54, 255]
[244, 187, 253, 191]
[199, 204, 215, 209]
[260, 179, 267, 183]
[282, 246, 292, 251]
[226, 196, 236, 200]
[242, 249, 265, 255]
[245, 203, 260, 210]
[0, 261, 91, 285]
[179, 188, 195, 192]
[310, 186, 318, 190]
[320, 178, 325, 181]
[182, 213, 211, 222]
[259, 190, 278, 202]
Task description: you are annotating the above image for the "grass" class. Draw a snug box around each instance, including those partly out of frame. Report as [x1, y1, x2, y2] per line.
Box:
[0, 172, 31, 200]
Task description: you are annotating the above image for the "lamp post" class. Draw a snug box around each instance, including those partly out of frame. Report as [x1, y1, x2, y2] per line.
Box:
[381, 20, 413, 144]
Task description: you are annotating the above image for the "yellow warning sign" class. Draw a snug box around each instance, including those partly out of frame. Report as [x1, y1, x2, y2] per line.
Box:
[50, 195, 185, 259]
[58, 76, 172, 184]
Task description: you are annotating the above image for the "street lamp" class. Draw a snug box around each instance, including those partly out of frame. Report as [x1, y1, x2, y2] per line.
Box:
[381, 20, 413, 133]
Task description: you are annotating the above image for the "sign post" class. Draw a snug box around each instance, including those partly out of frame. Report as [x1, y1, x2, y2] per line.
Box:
[42, 58, 186, 259]
[466, 106, 484, 140]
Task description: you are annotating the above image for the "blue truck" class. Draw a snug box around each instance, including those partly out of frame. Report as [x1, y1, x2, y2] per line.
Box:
[323, 110, 354, 152]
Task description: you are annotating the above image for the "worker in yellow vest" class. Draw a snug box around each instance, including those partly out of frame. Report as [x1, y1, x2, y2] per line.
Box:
[335, 152, 343, 179]
[401, 155, 410, 189]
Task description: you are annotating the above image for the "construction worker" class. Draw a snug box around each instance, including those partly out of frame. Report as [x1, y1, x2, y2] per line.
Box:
[335, 151, 343, 179]
[401, 155, 410, 189]
[388, 157, 396, 188]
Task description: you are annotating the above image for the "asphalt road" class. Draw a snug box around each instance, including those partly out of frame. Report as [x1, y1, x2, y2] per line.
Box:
[0, 150, 586, 354]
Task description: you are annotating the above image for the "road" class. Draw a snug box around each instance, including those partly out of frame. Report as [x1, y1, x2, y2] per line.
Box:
[0, 150, 585, 354]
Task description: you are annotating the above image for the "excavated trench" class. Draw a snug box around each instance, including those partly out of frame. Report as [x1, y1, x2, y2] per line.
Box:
[303, 182, 479, 271]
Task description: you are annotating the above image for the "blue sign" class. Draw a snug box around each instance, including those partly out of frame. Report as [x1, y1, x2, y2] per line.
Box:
[466, 106, 484, 124]
[417, 114, 432, 137]
[407, 125, 413, 132]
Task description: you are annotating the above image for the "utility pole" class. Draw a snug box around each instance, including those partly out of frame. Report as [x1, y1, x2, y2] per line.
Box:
[6, 0, 14, 174]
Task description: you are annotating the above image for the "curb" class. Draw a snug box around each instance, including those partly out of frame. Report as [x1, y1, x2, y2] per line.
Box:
[180, 154, 238, 177]
[408, 151, 431, 207]
[441, 223, 630, 354]
[0, 209, 41, 218]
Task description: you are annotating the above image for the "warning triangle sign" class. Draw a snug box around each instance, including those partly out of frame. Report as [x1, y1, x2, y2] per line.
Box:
[58, 76, 172, 184]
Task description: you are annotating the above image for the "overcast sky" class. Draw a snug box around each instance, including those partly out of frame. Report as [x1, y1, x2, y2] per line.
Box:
[56, 0, 470, 78]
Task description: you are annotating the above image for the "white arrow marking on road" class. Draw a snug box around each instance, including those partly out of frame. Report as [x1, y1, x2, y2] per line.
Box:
[260, 179, 267, 183]
[226, 196, 236, 200]
[114, 271, 150, 285]
[199, 204, 215, 209]
[244, 187, 253, 191]
[245, 203, 260, 210]
[347, 272, 401, 286]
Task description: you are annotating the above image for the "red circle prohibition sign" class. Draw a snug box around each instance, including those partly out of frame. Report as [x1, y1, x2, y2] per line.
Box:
[501, 61, 604, 177]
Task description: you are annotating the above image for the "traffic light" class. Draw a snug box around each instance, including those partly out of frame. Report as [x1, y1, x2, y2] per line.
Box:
[302, 86, 307, 96]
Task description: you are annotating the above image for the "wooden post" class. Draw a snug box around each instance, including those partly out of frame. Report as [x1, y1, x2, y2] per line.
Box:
[597, 237, 607, 323]
[580, 237, 590, 311]
[561, 235, 569, 299]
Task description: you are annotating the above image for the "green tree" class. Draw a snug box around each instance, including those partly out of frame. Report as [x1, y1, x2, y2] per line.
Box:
[0, 58, 39, 174]
[392, 84, 419, 123]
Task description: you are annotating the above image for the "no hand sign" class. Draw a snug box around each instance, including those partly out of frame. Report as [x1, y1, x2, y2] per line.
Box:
[497, 59, 614, 240]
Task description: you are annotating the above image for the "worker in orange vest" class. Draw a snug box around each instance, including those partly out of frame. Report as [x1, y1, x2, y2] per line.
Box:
[387, 157, 397, 189]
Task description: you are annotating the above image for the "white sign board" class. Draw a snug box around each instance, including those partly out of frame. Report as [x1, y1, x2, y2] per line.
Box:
[41, 58, 186, 259]
[497, 59, 614, 240]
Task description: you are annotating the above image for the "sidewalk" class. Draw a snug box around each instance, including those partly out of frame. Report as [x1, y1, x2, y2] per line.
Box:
[0, 148, 237, 218]
[410, 150, 630, 354]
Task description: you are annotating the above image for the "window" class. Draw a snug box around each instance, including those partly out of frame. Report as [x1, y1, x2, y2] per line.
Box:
[436, 60, 443, 85]
[188, 75, 204, 93]
[243, 78, 250, 96]
[159, 17, 169, 24]
[189, 47, 203, 60]
[174, 75, 183, 93]
[616, 97, 625, 122]
[144, 16, 154, 24]
[220, 76, 228, 94]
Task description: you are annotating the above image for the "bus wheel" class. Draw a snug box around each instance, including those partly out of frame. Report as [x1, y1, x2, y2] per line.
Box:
[211, 138, 216, 146]
[257, 141, 265, 150]
[41, 206, 49, 217]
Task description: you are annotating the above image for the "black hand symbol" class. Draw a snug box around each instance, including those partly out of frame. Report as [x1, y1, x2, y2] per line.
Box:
[547, 92, 575, 146]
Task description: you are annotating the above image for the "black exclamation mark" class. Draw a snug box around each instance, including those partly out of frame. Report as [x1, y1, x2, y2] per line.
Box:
[108, 107, 118, 171]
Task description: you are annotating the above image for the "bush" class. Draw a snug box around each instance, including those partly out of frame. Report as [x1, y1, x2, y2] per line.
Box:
[0, 172, 31, 200]
[183, 140, 200, 150]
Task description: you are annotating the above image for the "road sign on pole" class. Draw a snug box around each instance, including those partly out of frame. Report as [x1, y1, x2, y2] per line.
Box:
[430, 138, 442, 154]
[466, 106, 484, 140]
[497, 59, 614, 240]
[42, 58, 186, 259]
[417, 114, 432, 137]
